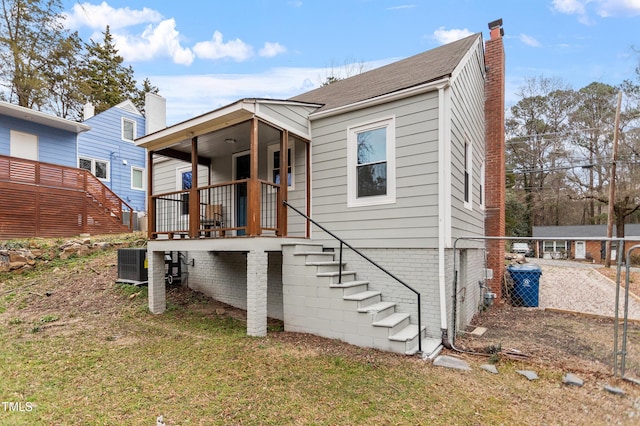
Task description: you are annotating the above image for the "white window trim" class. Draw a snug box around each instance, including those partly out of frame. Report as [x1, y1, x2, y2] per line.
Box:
[267, 142, 295, 190]
[131, 166, 145, 191]
[79, 156, 110, 181]
[122, 117, 136, 142]
[347, 116, 396, 208]
[463, 135, 473, 210]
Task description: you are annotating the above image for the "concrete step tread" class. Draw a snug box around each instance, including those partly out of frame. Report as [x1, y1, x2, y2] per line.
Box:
[357, 301, 396, 313]
[389, 324, 426, 342]
[372, 312, 410, 328]
[343, 290, 381, 301]
[305, 261, 346, 266]
[294, 251, 335, 257]
[330, 280, 369, 289]
[316, 270, 356, 277]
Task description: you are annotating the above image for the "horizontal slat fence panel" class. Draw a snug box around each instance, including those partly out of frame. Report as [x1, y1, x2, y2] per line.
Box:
[0, 155, 133, 239]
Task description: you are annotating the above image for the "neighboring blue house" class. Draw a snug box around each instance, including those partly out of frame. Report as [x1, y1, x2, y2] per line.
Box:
[78, 93, 166, 213]
[0, 101, 89, 164]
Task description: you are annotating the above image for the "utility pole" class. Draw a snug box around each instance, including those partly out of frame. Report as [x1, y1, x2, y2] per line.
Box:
[605, 91, 623, 268]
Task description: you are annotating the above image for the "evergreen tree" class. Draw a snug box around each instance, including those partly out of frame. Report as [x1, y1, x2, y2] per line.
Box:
[83, 26, 139, 115]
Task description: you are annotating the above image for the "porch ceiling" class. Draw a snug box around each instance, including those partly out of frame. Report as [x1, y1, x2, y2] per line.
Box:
[160, 120, 282, 159]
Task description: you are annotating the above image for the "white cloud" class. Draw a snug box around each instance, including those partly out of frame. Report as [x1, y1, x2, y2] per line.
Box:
[519, 34, 541, 47]
[432, 27, 473, 45]
[112, 19, 195, 66]
[551, 0, 640, 23]
[151, 67, 326, 124]
[596, 0, 640, 16]
[193, 31, 254, 61]
[259, 42, 287, 58]
[64, 1, 163, 30]
[288, 1, 303, 7]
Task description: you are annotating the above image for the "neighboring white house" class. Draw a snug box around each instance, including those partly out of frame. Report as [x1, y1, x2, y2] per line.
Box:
[135, 20, 506, 357]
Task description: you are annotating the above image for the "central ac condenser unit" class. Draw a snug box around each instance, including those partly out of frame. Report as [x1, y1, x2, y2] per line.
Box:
[117, 248, 148, 284]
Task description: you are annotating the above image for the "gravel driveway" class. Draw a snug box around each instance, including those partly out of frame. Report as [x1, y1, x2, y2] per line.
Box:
[528, 258, 640, 320]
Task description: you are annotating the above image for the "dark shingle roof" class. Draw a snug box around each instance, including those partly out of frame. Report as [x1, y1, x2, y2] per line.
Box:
[289, 33, 481, 113]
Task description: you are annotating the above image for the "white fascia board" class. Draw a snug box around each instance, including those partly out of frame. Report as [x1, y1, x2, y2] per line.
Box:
[254, 101, 314, 141]
[0, 101, 90, 133]
[307, 77, 450, 121]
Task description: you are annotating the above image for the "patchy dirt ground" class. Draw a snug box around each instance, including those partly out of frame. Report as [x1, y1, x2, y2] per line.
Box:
[457, 265, 640, 380]
[3, 245, 640, 378]
[4, 246, 640, 424]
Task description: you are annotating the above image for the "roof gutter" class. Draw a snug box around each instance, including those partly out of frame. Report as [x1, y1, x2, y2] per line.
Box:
[308, 77, 451, 121]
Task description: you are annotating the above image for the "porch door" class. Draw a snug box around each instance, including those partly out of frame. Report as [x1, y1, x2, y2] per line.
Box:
[235, 153, 250, 236]
[575, 241, 586, 260]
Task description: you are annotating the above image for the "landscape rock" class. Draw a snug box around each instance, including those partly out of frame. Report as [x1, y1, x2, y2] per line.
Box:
[516, 370, 539, 380]
[562, 373, 584, 386]
[433, 355, 472, 371]
[481, 364, 499, 374]
[604, 385, 625, 395]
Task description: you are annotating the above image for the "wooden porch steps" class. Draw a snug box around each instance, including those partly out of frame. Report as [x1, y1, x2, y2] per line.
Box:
[288, 243, 441, 357]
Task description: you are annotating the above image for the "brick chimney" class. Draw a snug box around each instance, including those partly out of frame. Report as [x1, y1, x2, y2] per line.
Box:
[484, 19, 506, 299]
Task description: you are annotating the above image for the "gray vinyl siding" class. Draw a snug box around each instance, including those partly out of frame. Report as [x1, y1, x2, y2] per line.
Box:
[257, 103, 316, 138]
[449, 41, 486, 239]
[310, 91, 441, 249]
[151, 158, 208, 194]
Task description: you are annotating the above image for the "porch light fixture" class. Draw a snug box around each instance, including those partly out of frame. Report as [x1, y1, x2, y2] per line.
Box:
[225, 138, 237, 144]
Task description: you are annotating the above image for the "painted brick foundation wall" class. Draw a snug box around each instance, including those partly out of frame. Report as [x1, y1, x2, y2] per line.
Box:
[455, 249, 485, 332]
[336, 247, 482, 340]
[484, 19, 506, 298]
[184, 250, 284, 321]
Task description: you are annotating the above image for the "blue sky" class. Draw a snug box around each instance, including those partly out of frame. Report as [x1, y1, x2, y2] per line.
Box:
[61, 0, 640, 125]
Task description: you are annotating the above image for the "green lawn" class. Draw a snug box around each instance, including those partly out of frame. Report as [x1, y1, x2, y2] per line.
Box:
[1, 246, 638, 425]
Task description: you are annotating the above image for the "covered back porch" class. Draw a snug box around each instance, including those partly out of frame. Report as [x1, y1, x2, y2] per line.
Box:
[136, 99, 320, 337]
[138, 99, 319, 241]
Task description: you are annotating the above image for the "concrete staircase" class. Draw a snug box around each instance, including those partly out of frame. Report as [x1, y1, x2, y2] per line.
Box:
[282, 243, 442, 357]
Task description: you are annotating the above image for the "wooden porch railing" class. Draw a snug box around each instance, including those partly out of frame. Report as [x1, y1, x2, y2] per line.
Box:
[150, 180, 280, 239]
[0, 155, 134, 238]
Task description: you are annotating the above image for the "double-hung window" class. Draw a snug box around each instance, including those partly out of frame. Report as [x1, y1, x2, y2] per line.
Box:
[122, 118, 136, 142]
[347, 116, 396, 207]
[463, 137, 472, 210]
[268, 143, 294, 190]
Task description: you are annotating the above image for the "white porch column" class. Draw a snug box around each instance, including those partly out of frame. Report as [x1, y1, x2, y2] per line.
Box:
[148, 250, 166, 314]
[246, 250, 268, 336]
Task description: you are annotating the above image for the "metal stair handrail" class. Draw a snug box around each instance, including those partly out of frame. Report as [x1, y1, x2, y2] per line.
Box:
[283, 200, 422, 353]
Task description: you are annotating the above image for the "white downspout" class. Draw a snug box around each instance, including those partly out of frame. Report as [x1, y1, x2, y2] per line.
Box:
[437, 83, 452, 335]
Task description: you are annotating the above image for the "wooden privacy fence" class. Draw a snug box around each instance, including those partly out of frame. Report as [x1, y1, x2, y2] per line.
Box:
[0, 155, 133, 239]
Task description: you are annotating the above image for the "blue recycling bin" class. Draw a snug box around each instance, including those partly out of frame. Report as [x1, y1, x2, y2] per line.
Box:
[507, 264, 542, 307]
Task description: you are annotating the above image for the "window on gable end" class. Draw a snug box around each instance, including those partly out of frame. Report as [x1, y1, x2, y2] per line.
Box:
[122, 118, 136, 141]
[347, 116, 396, 207]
